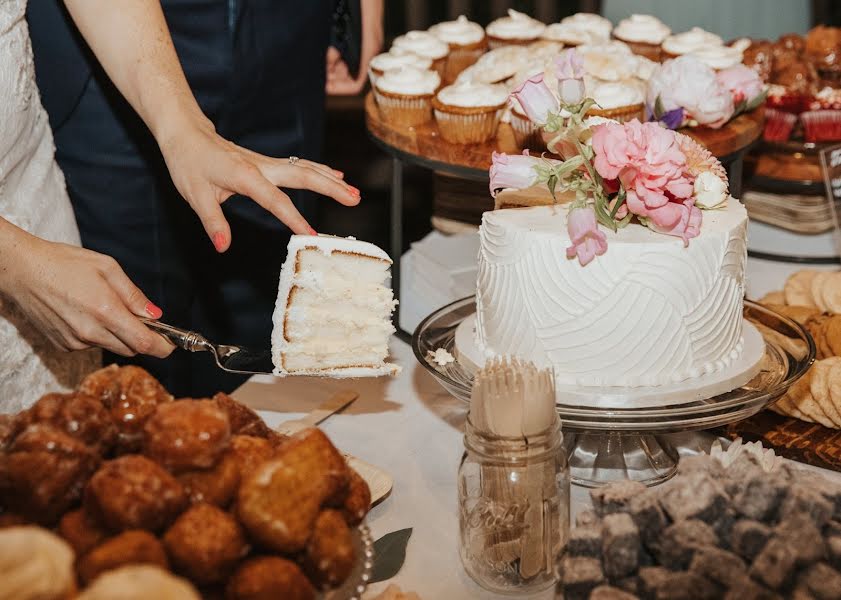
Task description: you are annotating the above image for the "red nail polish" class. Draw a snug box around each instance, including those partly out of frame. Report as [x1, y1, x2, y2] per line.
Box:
[213, 232, 226, 252]
[308, 226, 318, 236]
[145, 302, 163, 319]
[349, 186, 360, 197]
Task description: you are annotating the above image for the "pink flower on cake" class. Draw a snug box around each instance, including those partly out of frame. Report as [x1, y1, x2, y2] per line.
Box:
[554, 49, 586, 106]
[510, 74, 559, 125]
[566, 206, 608, 266]
[489, 151, 542, 196]
[647, 198, 703, 246]
[716, 64, 765, 106]
[646, 55, 735, 128]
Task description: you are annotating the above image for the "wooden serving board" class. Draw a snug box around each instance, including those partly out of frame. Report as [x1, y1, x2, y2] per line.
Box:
[724, 410, 841, 472]
[743, 189, 834, 234]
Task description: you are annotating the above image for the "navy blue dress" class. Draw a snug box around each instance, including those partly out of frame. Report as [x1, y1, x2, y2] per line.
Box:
[28, 0, 332, 396]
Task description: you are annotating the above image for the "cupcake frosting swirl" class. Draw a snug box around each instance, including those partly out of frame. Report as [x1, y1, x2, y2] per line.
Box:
[689, 45, 743, 70]
[436, 81, 509, 107]
[590, 81, 645, 109]
[662, 27, 724, 55]
[461, 45, 532, 83]
[613, 14, 671, 44]
[392, 31, 449, 60]
[429, 15, 485, 45]
[370, 51, 433, 73]
[577, 43, 639, 82]
[486, 9, 546, 40]
[561, 13, 614, 39]
[542, 22, 609, 45]
[375, 67, 441, 95]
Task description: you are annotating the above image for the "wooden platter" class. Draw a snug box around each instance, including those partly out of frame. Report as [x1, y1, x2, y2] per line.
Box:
[365, 91, 765, 176]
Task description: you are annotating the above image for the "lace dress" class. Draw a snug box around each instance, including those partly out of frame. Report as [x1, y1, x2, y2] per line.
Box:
[0, 0, 99, 413]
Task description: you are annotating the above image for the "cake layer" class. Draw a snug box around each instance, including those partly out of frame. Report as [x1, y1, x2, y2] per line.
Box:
[475, 202, 748, 387]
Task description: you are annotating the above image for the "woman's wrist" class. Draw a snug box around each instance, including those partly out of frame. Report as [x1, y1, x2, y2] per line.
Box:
[0, 220, 37, 296]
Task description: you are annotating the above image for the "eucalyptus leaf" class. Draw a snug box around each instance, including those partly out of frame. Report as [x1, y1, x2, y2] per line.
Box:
[745, 89, 768, 112]
[547, 174, 559, 201]
[370, 528, 413, 584]
[654, 95, 665, 120]
[734, 99, 748, 116]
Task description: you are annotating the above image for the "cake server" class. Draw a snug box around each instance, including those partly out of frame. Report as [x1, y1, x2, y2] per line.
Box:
[142, 319, 274, 374]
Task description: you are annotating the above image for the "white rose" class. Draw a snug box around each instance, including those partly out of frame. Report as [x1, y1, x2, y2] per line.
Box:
[647, 55, 735, 127]
[694, 171, 729, 210]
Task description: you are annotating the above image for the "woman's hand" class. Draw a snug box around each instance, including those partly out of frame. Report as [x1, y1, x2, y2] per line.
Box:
[326, 0, 384, 95]
[156, 114, 360, 252]
[0, 228, 174, 358]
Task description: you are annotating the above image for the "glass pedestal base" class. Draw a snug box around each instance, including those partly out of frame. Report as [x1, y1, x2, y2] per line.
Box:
[563, 432, 679, 488]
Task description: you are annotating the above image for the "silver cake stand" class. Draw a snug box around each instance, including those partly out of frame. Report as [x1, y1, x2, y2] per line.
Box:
[412, 297, 815, 487]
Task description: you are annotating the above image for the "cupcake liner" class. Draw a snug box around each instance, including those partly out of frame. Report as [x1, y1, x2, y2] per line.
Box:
[615, 38, 663, 62]
[509, 109, 546, 151]
[586, 103, 646, 123]
[801, 109, 841, 143]
[767, 91, 814, 115]
[762, 108, 798, 142]
[373, 88, 434, 128]
[432, 99, 503, 144]
[443, 40, 488, 84]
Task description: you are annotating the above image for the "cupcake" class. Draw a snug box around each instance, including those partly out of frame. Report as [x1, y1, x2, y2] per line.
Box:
[689, 45, 744, 71]
[373, 67, 441, 128]
[576, 42, 639, 82]
[429, 16, 488, 83]
[457, 45, 532, 85]
[391, 31, 450, 79]
[612, 14, 671, 62]
[485, 10, 546, 49]
[587, 81, 646, 122]
[541, 22, 608, 47]
[433, 81, 508, 144]
[801, 110, 841, 142]
[560, 13, 614, 41]
[661, 27, 724, 60]
[763, 107, 797, 141]
[369, 51, 433, 85]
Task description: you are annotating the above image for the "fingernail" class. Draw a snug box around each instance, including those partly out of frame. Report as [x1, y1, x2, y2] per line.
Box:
[145, 302, 163, 319]
[308, 226, 318, 236]
[334, 170, 345, 178]
[213, 232, 226, 252]
[348, 186, 361, 197]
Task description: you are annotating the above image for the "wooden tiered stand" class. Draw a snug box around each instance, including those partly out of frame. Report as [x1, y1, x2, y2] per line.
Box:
[365, 91, 764, 331]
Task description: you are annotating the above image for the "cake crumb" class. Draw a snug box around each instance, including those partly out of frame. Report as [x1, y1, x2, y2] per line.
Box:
[428, 348, 455, 367]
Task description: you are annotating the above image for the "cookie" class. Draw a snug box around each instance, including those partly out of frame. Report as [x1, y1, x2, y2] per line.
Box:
[812, 272, 834, 312]
[759, 290, 785, 305]
[822, 272, 841, 314]
[784, 270, 819, 307]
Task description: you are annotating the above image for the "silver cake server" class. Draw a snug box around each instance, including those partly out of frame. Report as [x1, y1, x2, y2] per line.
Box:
[143, 319, 274, 375]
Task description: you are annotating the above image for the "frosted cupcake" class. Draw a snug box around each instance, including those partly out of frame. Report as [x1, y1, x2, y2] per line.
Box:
[433, 81, 508, 144]
[486, 10, 546, 49]
[560, 13, 614, 41]
[391, 31, 450, 78]
[576, 43, 639, 82]
[661, 27, 724, 60]
[612, 14, 671, 62]
[541, 22, 608, 47]
[369, 51, 433, 85]
[587, 81, 646, 122]
[688, 45, 744, 70]
[457, 45, 532, 85]
[429, 16, 487, 83]
[373, 67, 441, 128]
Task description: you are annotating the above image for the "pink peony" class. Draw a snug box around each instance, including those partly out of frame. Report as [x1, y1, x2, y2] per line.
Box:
[566, 206, 608, 266]
[716, 64, 765, 106]
[647, 198, 703, 245]
[509, 74, 559, 125]
[592, 120, 694, 230]
[646, 55, 735, 128]
[554, 49, 586, 105]
[489, 150, 543, 196]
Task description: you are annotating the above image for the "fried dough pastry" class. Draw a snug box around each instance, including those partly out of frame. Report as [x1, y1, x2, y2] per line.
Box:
[58, 509, 108, 556]
[178, 450, 240, 508]
[236, 428, 349, 553]
[107, 366, 173, 454]
[212, 393, 272, 438]
[16, 392, 117, 455]
[163, 503, 249, 585]
[84, 455, 187, 533]
[143, 400, 230, 473]
[339, 467, 372, 526]
[77, 530, 169, 585]
[225, 556, 315, 600]
[78, 365, 123, 407]
[227, 435, 276, 481]
[0, 526, 76, 600]
[77, 565, 200, 600]
[0, 424, 99, 524]
[302, 509, 355, 589]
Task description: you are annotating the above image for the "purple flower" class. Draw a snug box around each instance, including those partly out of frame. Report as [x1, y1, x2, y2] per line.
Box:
[565, 205, 608, 266]
[554, 49, 586, 105]
[509, 74, 559, 125]
[659, 107, 685, 130]
[489, 151, 541, 196]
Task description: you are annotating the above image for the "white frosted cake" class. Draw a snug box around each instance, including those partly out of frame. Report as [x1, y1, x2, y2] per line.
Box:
[271, 235, 400, 377]
[475, 201, 748, 387]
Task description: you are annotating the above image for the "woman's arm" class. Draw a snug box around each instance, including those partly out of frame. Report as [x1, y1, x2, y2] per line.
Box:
[62, 0, 360, 251]
[327, 0, 384, 95]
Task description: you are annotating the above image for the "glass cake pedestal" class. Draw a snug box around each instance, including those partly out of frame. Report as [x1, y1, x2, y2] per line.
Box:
[412, 297, 815, 487]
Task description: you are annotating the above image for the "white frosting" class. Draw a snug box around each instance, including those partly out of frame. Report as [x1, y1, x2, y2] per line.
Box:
[475, 202, 748, 387]
[374, 67, 440, 95]
[436, 81, 508, 108]
[590, 81, 644, 109]
[429, 15, 485, 46]
[577, 43, 639, 82]
[688, 45, 744, 70]
[560, 13, 614, 39]
[392, 31, 450, 60]
[613, 14, 671, 44]
[457, 45, 532, 84]
[542, 23, 608, 46]
[486, 9, 546, 41]
[662, 27, 724, 56]
[370, 51, 432, 73]
[634, 56, 658, 80]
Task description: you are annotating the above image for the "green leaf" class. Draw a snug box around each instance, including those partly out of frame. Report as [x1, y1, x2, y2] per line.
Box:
[745, 89, 769, 112]
[733, 99, 748, 116]
[370, 528, 413, 584]
[547, 174, 558, 201]
[616, 211, 634, 228]
[609, 188, 626, 219]
[654, 95, 666, 120]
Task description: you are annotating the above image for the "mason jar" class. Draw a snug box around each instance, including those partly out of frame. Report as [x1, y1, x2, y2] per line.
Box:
[458, 417, 570, 595]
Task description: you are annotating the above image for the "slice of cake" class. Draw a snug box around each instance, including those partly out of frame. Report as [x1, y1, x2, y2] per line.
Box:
[271, 235, 400, 377]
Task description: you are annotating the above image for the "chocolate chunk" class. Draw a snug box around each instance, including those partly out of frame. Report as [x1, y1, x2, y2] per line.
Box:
[589, 585, 641, 600]
[776, 514, 826, 566]
[779, 486, 834, 527]
[602, 513, 640, 580]
[568, 525, 603, 558]
[829, 537, 841, 570]
[722, 577, 781, 600]
[734, 474, 787, 521]
[654, 519, 718, 570]
[711, 507, 737, 549]
[638, 567, 671, 600]
[689, 546, 748, 587]
[749, 538, 798, 590]
[797, 562, 841, 600]
[660, 471, 727, 524]
[562, 556, 605, 600]
[721, 453, 764, 497]
[628, 490, 668, 549]
[577, 509, 602, 527]
[614, 576, 641, 596]
[653, 572, 720, 600]
[825, 521, 841, 538]
[731, 520, 772, 561]
[679, 454, 722, 476]
[591, 481, 647, 517]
